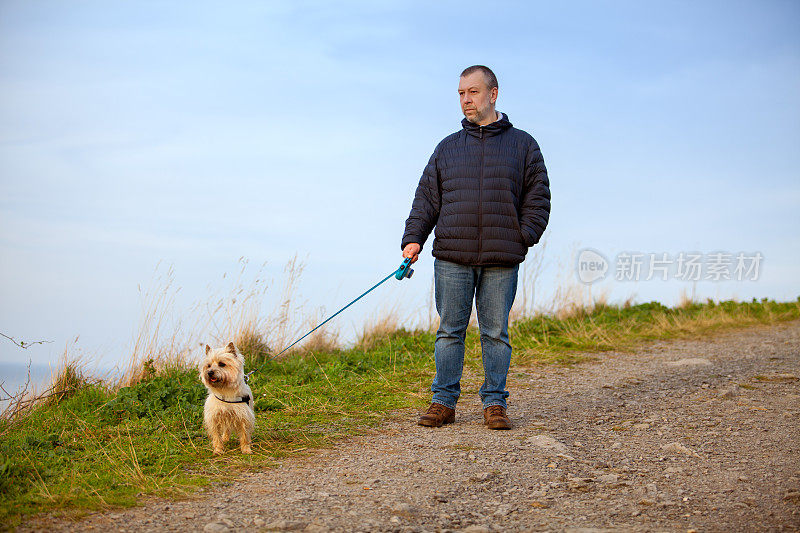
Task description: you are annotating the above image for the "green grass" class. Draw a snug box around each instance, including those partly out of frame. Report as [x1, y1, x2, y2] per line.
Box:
[1, 296, 798, 526]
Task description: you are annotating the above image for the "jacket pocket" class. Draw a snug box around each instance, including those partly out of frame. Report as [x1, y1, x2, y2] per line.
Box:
[514, 217, 536, 247]
[512, 217, 527, 246]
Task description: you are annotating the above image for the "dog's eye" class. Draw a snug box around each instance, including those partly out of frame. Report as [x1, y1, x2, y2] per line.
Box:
[206, 364, 211, 368]
[218, 362, 226, 367]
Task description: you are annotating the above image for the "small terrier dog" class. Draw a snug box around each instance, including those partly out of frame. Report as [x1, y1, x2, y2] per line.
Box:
[199, 342, 255, 455]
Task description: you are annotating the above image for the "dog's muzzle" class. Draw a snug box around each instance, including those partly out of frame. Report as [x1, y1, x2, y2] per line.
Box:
[207, 371, 222, 384]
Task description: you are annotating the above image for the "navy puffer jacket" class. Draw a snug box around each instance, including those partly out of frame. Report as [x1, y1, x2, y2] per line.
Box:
[401, 113, 550, 266]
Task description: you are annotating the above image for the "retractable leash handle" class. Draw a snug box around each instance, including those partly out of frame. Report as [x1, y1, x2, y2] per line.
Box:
[395, 257, 414, 280]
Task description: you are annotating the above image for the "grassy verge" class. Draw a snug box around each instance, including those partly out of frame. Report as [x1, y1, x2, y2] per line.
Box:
[1, 297, 798, 526]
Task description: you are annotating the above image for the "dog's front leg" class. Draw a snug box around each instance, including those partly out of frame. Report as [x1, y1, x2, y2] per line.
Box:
[239, 419, 252, 454]
[211, 429, 225, 455]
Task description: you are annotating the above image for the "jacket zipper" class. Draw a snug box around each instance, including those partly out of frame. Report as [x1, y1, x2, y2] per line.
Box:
[478, 126, 485, 262]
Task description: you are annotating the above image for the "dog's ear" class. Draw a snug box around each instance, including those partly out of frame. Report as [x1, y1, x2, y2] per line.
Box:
[226, 342, 236, 354]
[205, 344, 211, 356]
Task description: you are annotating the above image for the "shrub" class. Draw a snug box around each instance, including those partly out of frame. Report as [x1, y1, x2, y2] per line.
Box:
[100, 372, 205, 423]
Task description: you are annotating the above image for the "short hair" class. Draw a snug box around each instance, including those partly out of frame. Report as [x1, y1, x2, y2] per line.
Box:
[460, 65, 498, 90]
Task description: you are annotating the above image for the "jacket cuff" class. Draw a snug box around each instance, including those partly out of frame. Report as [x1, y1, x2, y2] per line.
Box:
[401, 235, 425, 252]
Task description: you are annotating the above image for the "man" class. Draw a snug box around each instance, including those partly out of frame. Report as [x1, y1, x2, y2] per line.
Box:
[401, 65, 551, 430]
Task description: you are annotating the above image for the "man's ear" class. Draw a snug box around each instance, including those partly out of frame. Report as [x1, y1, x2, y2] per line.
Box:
[226, 342, 236, 354]
[205, 344, 211, 356]
[490, 86, 498, 105]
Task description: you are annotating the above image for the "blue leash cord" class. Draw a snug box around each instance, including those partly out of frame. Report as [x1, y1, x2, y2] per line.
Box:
[263, 258, 415, 364]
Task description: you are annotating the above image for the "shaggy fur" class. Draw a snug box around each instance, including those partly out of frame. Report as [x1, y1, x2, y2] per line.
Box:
[199, 342, 255, 455]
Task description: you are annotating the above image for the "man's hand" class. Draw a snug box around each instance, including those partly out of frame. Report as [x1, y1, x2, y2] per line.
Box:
[402, 243, 421, 264]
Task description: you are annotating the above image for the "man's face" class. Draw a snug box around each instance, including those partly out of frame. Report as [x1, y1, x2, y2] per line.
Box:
[458, 71, 498, 125]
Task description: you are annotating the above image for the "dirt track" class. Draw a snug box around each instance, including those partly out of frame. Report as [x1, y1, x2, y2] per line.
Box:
[22, 321, 800, 532]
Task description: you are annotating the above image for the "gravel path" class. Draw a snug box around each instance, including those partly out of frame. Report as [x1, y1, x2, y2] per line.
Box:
[22, 320, 800, 532]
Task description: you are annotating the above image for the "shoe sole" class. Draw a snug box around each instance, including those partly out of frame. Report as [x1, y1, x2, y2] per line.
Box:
[486, 418, 512, 430]
[418, 416, 455, 427]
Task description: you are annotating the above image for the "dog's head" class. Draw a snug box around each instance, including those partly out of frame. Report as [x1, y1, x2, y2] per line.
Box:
[199, 342, 245, 390]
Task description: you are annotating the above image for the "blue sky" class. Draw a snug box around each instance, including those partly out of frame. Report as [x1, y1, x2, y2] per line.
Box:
[1, 1, 799, 369]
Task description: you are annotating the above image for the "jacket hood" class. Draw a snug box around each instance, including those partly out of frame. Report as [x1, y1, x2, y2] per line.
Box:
[461, 112, 513, 138]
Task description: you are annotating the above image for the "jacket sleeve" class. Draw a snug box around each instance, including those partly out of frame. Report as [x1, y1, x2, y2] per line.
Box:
[519, 138, 551, 247]
[401, 147, 441, 251]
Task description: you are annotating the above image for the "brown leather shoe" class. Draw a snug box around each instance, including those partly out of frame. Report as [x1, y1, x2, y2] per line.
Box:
[484, 405, 512, 430]
[418, 402, 455, 427]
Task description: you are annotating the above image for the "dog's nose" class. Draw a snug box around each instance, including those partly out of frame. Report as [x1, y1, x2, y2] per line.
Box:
[207, 371, 216, 379]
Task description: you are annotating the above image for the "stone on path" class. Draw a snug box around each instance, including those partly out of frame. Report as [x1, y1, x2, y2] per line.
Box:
[666, 358, 712, 367]
[263, 520, 307, 531]
[525, 434, 569, 455]
[755, 373, 798, 382]
[661, 441, 700, 457]
[202, 522, 229, 533]
[460, 526, 491, 533]
[564, 527, 619, 533]
[390, 502, 418, 517]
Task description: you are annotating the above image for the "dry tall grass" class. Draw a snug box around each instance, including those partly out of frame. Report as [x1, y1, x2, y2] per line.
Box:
[119, 265, 193, 387]
[511, 238, 549, 320]
[1, 342, 98, 421]
[300, 308, 341, 353]
[206, 258, 271, 352]
[45, 353, 88, 406]
[677, 283, 697, 308]
[0, 362, 35, 421]
[357, 302, 405, 350]
[115, 255, 327, 388]
[535, 243, 616, 320]
[262, 255, 307, 355]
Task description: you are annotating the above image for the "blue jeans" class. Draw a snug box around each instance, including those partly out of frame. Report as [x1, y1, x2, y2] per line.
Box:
[431, 258, 519, 410]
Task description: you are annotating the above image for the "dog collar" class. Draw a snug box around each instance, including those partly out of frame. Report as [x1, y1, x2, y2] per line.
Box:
[213, 394, 251, 404]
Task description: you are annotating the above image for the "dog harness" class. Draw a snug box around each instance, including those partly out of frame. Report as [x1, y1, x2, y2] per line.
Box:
[213, 394, 251, 404]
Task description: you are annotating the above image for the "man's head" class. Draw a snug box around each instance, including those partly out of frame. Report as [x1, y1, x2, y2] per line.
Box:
[459, 65, 499, 126]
